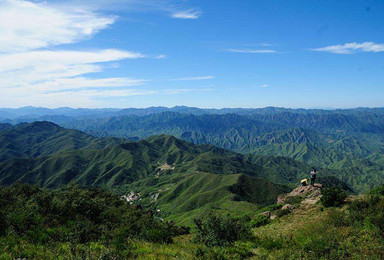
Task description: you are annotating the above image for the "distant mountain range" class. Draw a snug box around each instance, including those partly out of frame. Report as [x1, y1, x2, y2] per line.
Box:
[2, 106, 384, 122]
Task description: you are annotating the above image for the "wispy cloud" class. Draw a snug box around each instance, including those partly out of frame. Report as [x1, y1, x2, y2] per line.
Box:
[0, 49, 144, 72]
[0, 49, 149, 106]
[226, 49, 278, 54]
[0, 0, 115, 52]
[311, 42, 384, 54]
[155, 54, 167, 59]
[0, 0, 206, 107]
[259, 43, 273, 47]
[0, 0, 163, 107]
[260, 84, 269, 88]
[0, 88, 159, 108]
[0, 49, 146, 89]
[171, 9, 202, 19]
[161, 88, 213, 94]
[172, 76, 215, 81]
[57, 0, 202, 20]
[38, 77, 149, 93]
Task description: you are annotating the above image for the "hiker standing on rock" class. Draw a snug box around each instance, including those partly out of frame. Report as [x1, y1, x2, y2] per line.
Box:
[310, 170, 317, 186]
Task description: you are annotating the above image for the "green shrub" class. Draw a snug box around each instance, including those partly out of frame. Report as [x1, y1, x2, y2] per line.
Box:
[325, 209, 349, 228]
[250, 214, 270, 227]
[141, 228, 173, 244]
[0, 184, 188, 250]
[256, 204, 282, 214]
[320, 188, 347, 207]
[284, 196, 303, 205]
[193, 213, 252, 247]
[369, 185, 384, 196]
[275, 209, 291, 218]
[348, 195, 384, 235]
[194, 244, 253, 259]
[301, 233, 344, 259]
[255, 236, 283, 250]
[0, 211, 6, 236]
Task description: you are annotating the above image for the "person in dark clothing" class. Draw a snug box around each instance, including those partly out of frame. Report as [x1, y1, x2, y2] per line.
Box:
[310, 170, 317, 186]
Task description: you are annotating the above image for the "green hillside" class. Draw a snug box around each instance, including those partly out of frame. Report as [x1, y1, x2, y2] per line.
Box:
[0, 130, 265, 189]
[0, 122, 317, 189]
[55, 111, 384, 164]
[0, 122, 361, 192]
[1, 183, 383, 259]
[0, 121, 353, 224]
[0, 120, 381, 258]
[117, 171, 290, 226]
[0, 123, 11, 131]
[45, 112, 384, 192]
[0, 121, 124, 162]
[0, 184, 189, 259]
[0, 122, 299, 223]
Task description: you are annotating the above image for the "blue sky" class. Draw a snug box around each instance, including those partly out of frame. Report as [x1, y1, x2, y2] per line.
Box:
[0, 0, 383, 108]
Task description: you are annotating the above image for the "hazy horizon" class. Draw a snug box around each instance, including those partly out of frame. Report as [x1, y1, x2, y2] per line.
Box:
[1, 105, 384, 110]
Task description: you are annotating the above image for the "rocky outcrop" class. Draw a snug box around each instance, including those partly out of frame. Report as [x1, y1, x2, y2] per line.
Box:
[282, 204, 296, 211]
[259, 211, 271, 218]
[261, 184, 324, 220]
[277, 195, 285, 204]
[277, 184, 322, 204]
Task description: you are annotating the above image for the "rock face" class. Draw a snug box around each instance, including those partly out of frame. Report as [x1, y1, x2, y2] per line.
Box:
[276, 195, 286, 204]
[277, 184, 322, 204]
[266, 183, 323, 219]
[259, 211, 271, 218]
[282, 204, 296, 211]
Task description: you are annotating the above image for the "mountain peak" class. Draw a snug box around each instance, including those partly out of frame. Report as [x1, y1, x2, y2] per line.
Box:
[145, 134, 187, 148]
[18, 121, 62, 132]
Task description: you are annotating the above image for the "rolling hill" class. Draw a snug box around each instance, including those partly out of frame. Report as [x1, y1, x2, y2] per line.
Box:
[0, 123, 293, 189]
[3, 107, 384, 172]
[0, 121, 125, 162]
[0, 121, 354, 224]
[36, 111, 383, 192]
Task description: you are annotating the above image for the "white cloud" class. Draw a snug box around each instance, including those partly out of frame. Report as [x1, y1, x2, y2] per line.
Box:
[226, 49, 278, 54]
[37, 77, 148, 93]
[0, 49, 144, 72]
[260, 84, 269, 88]
[0, 0, 207, 108]
[0, 49, 145, 87]
[0, 0, 115, 52]
[0, 49, 149, 106]
[160, 88, 213, 95]
[171, 9, 202, 19]
[172, 76, 215, 81]
[0, 47, 212, 107]
[0, 88, 158, 108]
[0, 0, 170, 107]
[0, 86, 213, 107]
[312, 42, 384, 54]
[155, 54, 167, 59]
[49, 0, 203, 21]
